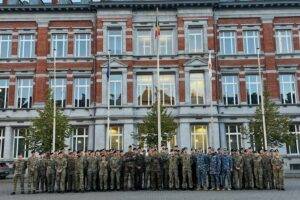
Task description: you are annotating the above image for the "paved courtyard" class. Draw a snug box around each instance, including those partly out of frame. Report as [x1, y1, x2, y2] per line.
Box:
[0, 178, 299, 200]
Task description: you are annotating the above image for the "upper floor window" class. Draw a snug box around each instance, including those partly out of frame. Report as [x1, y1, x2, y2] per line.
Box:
[187, 26, 203, 53]
[109, 74, 122, 106]
[50, 78, 66, 108]
[17, 78, 33, 109]
[243, 30, 259, 54]
[51, 33, 68, 58]
[160, 74, 176, 106]
[280, 74, 296, 104]
[74, 78, 90, 107]
[107, 27, 122, 55]
[246, 75, 261, 105]
[190, 73, 205, 105]
[137, 74, 153, 106]
[0, 34, 12, 58]
[136, 29, 152, 55]
[18, 34, 35, 58]
[226, 124, 242, 151]
[222, 75, 239, 105]
[219, 31, 236, 55]
[287, 125, 300, 155]
[75, 33, 91, 57]
[159, 29, 174, 55]
[276, 29, 293, 53]
[0, 79, 8, 109]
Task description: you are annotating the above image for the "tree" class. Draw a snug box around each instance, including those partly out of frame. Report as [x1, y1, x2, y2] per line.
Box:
[133, 102, 178, 148]
[243, 93, 293, 150]
[26, 89, 72, 152]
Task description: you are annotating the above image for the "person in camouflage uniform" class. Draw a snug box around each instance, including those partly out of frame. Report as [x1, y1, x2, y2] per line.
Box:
[123, 146, 136, 190]
[11, 154, 26, 195]
[36, 153, 47, 193]
[196, 149, 209, 190]
[46, 153, 56, 193]
[87, 151, 98, 191]
[209, 150, 221, 190]
[261, 150, 272, 189]
[271, 150, 284, 190]
[168, 149, 179, 190]
[110, 151, 121, 190]
[134, 148, 145, 190]
[232, 150, 244, 189]
[243, 149, 254, 189]
[27, 151, 38, 194]
[181, 148, 193, 189]
[160, 147, 169, 189]
[99, 154, 108, 191]
[67, 152, 76, 192]
[149, 149, 162, 190]
[253, 151, 263, 189]
[220, 149, 233, 190]
[56, 152, 67, 193]
[144, 149, 151, 189]
[75, 151, 85, 192]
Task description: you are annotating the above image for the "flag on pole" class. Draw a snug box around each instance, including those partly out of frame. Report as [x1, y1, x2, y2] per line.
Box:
[208, 50, 212, 78]
[155, 8, 160, 39]
[106, 58, 110, 80]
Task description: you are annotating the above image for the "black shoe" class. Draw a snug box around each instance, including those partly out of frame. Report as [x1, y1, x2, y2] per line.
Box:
[21, 191, 24, 194]
[11, 192, 15, 195]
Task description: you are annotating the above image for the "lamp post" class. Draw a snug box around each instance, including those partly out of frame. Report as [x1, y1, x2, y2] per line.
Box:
[257, 48, 268, 150]
[52, 48, 57, 153]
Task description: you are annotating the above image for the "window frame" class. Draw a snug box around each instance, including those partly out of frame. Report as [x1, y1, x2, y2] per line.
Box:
[16, 78, 33, 109]
[275, 29, 293, 54]
[50, 78, 67, 108]
[18, 34, 35, 58]
[0, 34, 12, 58]
[222, 75, 239, 105]
[74, 33, 91, 57]
[13, 128, 29, 159]
[159, 29, 174, 55]
[190, 124, 208, 151]
[219, 31, 236, 55]
[279, 74, 297, 104]
[0, 79, 9, 109]
[246, 75, 261, 105]
[107, 27, 123, 55]
[243, 30, 260, 54]
[190, 72, 205, 105]
[73, 77, 90, 108]
[225, 124, 242, 152]
[136, 29, 152, 56]
[109, 74, 122, 106]
[108, 125, 123, 150]
[187, 26, 204, 53]
[160, 74, 176, 106]
[287, 125, 300, 155]
[51, 33, 68, 58]
[71, 127, 88, 152]
[137, 74, 153, 106]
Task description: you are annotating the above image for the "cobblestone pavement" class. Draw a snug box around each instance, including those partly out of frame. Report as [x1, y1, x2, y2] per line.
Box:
[0, 179, 299, 200]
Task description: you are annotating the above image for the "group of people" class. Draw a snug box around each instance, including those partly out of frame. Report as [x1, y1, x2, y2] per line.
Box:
[11, 145, 285, 195]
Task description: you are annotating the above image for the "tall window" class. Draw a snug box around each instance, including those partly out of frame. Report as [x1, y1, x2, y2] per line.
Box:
[71, 127, 88, 152]
[51, 33, 68, 57]
[107, 27, 122, 54]
[109, 125, 123, 150]
[159, 30, 173, 55]
[136, 29, 152, 55]
[190, 73, 205, 104]
[280, 74, 296, 104]
[246, 75, 261, 105]
[50, 78, 66, 108]
[219, 31, 236, 55]
[226, 124, 242, 151]
[110, 74, 122, 106]
[74, 78, 90, 107]
[160, 74, 176, 106]
[13, 128, 28, 158]
[243, 30, 259, 54]
[75, 33, 91, 57]
[137, 75, 153, 106]
[18, 34, 35, 58]
[0, 79, 8, 109]
[287, 125, 300, 155]
[276, 29, 293, 53]
[187, 26, 203, 53]
[17, 79, 33, 109]
[191, 125, 208, 151]
[222, 75, 238, 105]
[0, 128, 4, 159]
[0, 34, 12, 58]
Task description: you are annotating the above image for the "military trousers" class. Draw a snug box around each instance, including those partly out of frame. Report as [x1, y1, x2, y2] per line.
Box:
[99, 172, 108, 191]
[56, 171, 66, 192]
[124, 166, 135, 190]
[263, 170, 272, 189]
[67, 173, 76, 192]
[273, 169, 284, 190]
[75, 172, 84, 192]
[110, 170, 120, 190]
[182, 168, 193, 189]
[87, 171, 97, 191]
[220, 172, 232, 189]
[28, 170, 38, 193]
[46, 172, 56, 192]
[36, 171, 47, 192]
[134, 168, 143, 190]
[210, 174, 220, 189]
[168, 168, 179, 189]
[162, 166, 169, 189]
[150, 170, 161, 190]
[244, 169, 254, 189]
[196, 169, 207, 189]
[233, 169, 243, 189]
[253, 168, 263, 189]
[13, 174, 25, 193]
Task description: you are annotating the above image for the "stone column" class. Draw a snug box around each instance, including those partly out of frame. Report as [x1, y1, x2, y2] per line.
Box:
[4, 126, 13, 160]
[179, 122, 190, 149]
[94, 124, 105, 150]
[88, 124, 95, 150]
[209, 121, 220, 149]
[124, 123, 134, 151]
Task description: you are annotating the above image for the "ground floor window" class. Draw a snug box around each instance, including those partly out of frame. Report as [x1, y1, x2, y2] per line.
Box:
[225, 124, 242, 151]
[109, 125, 123, 150]
[71, 127, 88, 152]
[190, 124, 208, 151]
[13, 128, 28, 158]
[0, 128, 4, 158]
[287, 125, 300, 155]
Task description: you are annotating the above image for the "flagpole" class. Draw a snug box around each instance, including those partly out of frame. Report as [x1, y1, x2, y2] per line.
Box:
[106, 50, 111, 150]
[156, 8, 162, 152]
[257, 48, 267, 150]
[208, 50, 212, 153]
[52, 48, 56, 153]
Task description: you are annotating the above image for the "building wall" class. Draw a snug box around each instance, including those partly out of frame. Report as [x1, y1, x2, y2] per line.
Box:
[0, 1, 300, 174]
